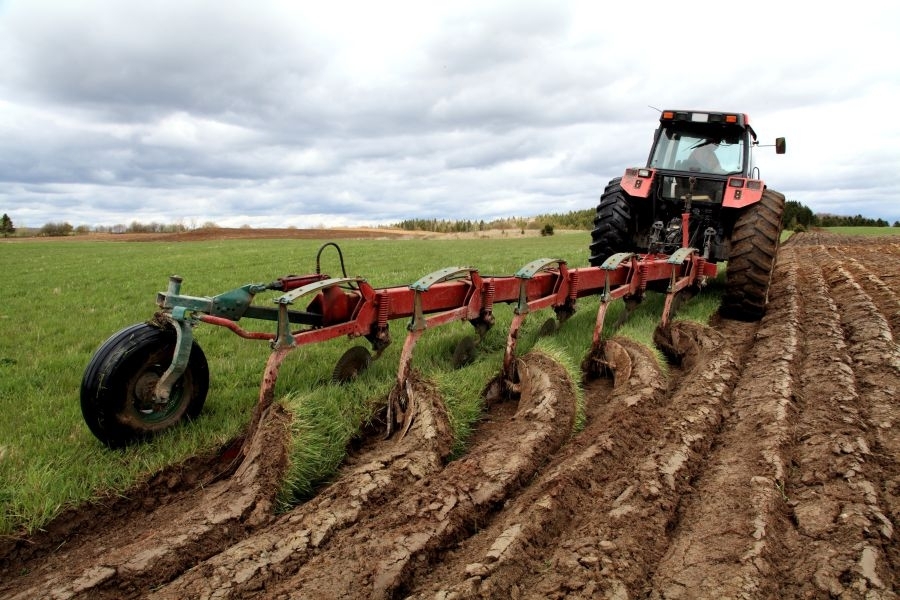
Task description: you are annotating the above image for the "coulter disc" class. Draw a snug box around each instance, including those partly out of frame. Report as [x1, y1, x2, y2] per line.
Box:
[332, 346, 372, 383]
[538, 317, 559, 337]
[451, 336, 478, 368]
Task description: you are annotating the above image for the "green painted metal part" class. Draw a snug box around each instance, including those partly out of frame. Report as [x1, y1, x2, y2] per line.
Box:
[157, 276, 267, 321]
[409, 266, 474, 292]
[157, 276, 318, 326]
[667, 247, 697, 264]
[513, 258, 566, 314]
[212, 285, 265, 319]
[153, 313, 194, 404]
[514, 258, 565, 279]
[600, 252, 635, 270]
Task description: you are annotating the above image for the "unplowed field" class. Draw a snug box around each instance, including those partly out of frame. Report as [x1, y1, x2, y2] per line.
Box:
[2, 231, 898, 599]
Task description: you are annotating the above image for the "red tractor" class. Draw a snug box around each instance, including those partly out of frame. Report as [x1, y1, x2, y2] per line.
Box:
[589, 109, 786, 320]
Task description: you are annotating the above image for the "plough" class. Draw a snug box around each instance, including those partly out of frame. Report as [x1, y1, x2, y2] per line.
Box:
[81, 233, 717, 449]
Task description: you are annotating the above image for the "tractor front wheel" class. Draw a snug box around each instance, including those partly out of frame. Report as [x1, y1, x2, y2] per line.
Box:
[589, 178, 635, 266]
[720, 188, 786, 321]
[80, 322, 209, 448]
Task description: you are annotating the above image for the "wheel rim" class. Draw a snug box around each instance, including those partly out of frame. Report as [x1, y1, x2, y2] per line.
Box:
[124, 346, 190, 426]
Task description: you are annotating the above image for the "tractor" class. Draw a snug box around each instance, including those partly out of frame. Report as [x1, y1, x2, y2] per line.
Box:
[588, 109, 786, 320]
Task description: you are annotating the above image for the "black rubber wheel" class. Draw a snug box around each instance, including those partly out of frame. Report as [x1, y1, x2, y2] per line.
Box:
[720, 188, 786, 321]
[332, 345, 372, 383]
[80, 322, 209, 448]
[588, 178, 636, 266]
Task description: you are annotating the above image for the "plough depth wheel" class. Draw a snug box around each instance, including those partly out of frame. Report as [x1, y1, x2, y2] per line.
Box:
[80, 322, 209, 448]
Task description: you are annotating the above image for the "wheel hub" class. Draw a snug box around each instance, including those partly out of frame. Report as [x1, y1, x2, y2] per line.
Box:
[133, 372, 162, 413]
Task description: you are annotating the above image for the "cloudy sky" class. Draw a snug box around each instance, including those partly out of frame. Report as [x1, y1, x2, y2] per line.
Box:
[1, 0, 898, 229]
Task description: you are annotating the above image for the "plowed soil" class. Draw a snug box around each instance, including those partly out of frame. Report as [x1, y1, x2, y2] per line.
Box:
[1, 231, 898, 599]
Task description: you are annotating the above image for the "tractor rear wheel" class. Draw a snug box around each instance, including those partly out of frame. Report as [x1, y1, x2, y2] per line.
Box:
[80, 322, 209, 448]
[589, 178, 635, 266]
[720, 188, 785, 321]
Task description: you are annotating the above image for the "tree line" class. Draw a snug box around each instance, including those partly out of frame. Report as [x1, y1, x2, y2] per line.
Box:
[2, 203, 899, 238]
[392, 209, 596, 234]
[1, 213, 15, 236]
[0, 217, 197, 237]
[782, 201, 897, 230]
[395, 203, 899, 234]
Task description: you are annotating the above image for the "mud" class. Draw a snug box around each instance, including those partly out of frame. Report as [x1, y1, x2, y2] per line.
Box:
[1, 231, 899, 599]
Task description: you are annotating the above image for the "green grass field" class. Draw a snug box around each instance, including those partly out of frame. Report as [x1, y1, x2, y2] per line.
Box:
[819, 226, 900, 236]
[0, 233, 724, 535]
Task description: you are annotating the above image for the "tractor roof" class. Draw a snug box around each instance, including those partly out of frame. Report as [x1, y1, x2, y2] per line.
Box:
[660, 109, 757, 142]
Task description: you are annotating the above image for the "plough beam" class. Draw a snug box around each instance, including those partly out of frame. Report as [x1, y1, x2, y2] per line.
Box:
[130, 239, 718, 446]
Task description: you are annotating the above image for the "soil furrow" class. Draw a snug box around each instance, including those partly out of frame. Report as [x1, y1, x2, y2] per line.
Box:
[401, 337, 669, 598]
[648, 252, 801, 598]
[407, 321, 746, 599]
[0, 404, 292, 600]
[150, 376, 455, 600]
[153, 351, 578, 599]
[825, 256, 900, 589]
[264, 351, 577, 600]
[827, 251, 900, 340]
[828, 262, 900, 459]
[778, 250, 895, 597]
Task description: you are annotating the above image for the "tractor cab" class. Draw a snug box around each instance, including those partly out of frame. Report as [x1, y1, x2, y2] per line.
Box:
[647, 110, 757, 205]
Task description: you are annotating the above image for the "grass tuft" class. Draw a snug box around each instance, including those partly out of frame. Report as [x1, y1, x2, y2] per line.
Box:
[532, 339, 586, 431]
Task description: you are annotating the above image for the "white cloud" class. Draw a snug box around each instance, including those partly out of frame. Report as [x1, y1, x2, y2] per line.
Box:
[139, 113, 259, 149]
[1, 0, 899, 229]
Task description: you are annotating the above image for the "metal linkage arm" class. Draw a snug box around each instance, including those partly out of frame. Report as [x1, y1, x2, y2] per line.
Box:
[660, 248, 716, 327]
[502, 258, 571, 387]
[396, 267, 483, 390]
[157, 275, 323, 331]
[272, 277, 375, 350]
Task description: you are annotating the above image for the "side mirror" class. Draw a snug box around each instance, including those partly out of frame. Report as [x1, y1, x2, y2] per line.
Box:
[775, 137, 786, 154]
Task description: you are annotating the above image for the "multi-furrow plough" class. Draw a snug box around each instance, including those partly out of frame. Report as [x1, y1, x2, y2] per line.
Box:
[81, 237, 717, 449]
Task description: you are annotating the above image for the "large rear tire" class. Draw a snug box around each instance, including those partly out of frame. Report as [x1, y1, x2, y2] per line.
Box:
[80, 322, 209, 448]
[589, 178, 635, 266]
[720, 188, 785, 321]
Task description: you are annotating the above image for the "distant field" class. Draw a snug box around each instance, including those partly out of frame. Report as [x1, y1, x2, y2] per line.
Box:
[821, 226, 900, 236]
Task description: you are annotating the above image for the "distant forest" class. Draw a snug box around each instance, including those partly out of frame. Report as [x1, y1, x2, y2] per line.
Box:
[781, 201, 895, 229]
[393, 201, 898, 233]
[392, 209, 596, 234]
[2, 201, 898, 238]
